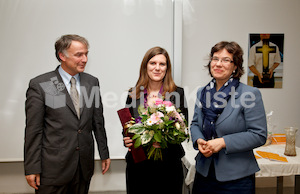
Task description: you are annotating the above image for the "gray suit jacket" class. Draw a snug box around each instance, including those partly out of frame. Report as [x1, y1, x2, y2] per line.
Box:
[24, 66, 109, 185]
[190, 83, 267, 181]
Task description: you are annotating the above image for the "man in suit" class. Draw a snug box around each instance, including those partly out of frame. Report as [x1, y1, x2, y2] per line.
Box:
[24, 34, 111, 194]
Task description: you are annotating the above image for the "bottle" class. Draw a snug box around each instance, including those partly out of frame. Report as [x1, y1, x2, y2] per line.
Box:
[284, 127, 298, 156]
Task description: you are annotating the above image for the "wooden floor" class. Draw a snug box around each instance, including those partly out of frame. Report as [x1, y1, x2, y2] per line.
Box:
[88, 187, 294, 194]
[6, 187, 295, 194]
[256, 187, 294, 194]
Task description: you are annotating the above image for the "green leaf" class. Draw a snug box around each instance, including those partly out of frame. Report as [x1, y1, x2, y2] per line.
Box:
[167, 134, 175, 140]
[128, 123, 145, 134]
[163, 115, 169, 122]
[134, 137, 142, 148]
[151, 124, 159, 130]
[173, 130, 179, 136]
[165, 120, 175, 125]
[154, 132, 162, 142]
[137, 104, 146, 115]
[140, 115, 148, 120]
[132, 134, 140, 140]
[158, 122, 165, 129]
[141, 130, 154, 145]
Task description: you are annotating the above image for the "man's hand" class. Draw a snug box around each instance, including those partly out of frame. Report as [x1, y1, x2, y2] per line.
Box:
[25, 174, 40, 190]
[258, 74, 263, 83]
[268, 62, 280, 78]
[249, 65, 263, 83]
[101, 158, 111, 175]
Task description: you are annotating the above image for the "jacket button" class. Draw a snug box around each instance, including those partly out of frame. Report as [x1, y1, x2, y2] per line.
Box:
[76, 147, 80, 150]
[78, 129, 82, 133]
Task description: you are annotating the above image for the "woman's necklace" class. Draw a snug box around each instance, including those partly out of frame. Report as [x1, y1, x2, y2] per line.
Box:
[147, 90, 159, 99]
[147, 91, 160, 106]
[147, 93, 158, 99]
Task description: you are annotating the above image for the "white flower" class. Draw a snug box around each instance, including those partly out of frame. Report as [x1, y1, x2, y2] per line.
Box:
[146, 119, 154, 126]
[180, 113, 185, 120]
[175, 122, 181, 130]
[157, 104, 163, 108]
[165, 105, 176, 113]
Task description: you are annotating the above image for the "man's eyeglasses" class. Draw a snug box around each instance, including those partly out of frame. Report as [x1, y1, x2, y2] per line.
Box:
[211, 57, 233, 65]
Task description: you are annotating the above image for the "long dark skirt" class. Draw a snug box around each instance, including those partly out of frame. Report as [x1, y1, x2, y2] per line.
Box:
[126, 158, 183, 194]
[192, 163, 255, 194]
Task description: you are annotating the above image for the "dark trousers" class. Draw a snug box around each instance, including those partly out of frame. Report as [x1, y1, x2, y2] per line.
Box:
[253, 73, 275, 88]
[192, 164, 255, 194]
[36, 165, 90, 194]
[126, 159, 183, 194]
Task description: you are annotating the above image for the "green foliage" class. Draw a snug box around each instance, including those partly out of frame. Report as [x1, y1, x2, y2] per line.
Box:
[128, 101, 189, 160]
[128, 123, 145, 134]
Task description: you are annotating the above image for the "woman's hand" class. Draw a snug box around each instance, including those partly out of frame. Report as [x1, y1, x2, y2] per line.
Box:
[123, 136, 133, 151]
[206, 138, 226, 153]
[196, 138, 226, 157]
[152, 142, 161, 148]
[197, 138, 213, 158]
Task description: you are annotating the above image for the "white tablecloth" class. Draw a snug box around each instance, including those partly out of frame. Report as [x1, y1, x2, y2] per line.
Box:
[181, 141, 300, 186]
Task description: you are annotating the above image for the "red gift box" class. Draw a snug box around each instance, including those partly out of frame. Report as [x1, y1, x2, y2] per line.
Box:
[117, 108, 146, 163]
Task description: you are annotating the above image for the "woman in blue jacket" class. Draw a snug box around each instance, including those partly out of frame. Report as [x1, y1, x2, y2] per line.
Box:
[190, 41, 267, 194]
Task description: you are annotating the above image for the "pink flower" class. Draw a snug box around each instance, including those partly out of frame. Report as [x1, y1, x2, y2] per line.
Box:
[175, 111, 183, 122]
[155, 98, 163, 105]
[162, 101, 173, 107]
[149, 111, 164, 124]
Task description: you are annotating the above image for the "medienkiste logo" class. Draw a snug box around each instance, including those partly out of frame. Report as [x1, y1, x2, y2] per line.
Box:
[39, 77, 66, 109]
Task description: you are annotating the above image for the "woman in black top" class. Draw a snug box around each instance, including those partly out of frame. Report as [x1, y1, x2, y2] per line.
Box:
[123, 46, 188, 194]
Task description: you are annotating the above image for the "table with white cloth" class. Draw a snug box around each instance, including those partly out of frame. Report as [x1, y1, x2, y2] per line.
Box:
[181, 142, 300, 194]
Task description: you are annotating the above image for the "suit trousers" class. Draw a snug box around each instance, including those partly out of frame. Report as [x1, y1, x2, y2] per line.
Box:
[36, 164, 90, 194]
[253, 74, 275, 88]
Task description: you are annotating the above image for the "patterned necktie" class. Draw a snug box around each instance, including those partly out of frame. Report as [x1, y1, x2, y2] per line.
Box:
[70, 77, 80, 118]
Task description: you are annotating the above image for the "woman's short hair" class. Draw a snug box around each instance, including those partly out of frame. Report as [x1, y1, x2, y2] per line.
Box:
[207, 41, 244, 79]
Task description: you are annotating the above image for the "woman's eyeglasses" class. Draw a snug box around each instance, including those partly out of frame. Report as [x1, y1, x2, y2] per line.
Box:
[211, 57, 233, 65]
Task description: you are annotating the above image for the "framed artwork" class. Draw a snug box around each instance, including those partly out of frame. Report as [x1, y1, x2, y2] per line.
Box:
[247, 33, 284, 88]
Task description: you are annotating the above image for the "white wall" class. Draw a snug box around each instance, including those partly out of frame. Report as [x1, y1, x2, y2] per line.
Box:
[181, 0, 300, 146]
[1, 0, 300, 192]
[181, 0, 300, 189]
[0, 0, 175, 162]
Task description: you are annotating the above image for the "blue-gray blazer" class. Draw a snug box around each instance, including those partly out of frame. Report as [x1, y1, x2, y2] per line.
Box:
[190, 83, 267, 181]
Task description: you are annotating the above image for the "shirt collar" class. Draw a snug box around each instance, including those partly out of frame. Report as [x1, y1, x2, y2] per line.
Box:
[58, 65, 80, 86]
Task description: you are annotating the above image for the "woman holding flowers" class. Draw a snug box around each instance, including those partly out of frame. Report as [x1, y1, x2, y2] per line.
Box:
[190, 41, 267, 194]
[123, 46, 188, 194]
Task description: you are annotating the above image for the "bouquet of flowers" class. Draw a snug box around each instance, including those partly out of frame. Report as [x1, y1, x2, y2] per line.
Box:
[127, 98, 189, 160]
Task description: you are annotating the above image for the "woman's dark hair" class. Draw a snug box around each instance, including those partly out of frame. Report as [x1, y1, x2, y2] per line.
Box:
[207, 41, 244, 79]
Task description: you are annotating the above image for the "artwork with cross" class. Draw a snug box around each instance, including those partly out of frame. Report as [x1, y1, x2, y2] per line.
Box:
[256, 40, 276, 73]
[247, 33, 284, 88]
